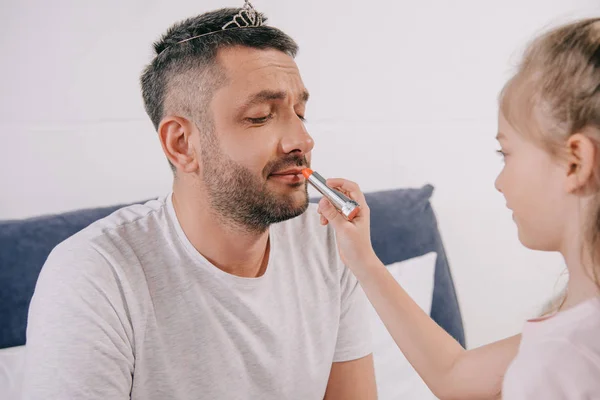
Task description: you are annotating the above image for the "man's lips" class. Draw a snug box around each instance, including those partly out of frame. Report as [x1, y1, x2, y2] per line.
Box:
[269, 168, 306, 183]
[271, 167, 304, 175]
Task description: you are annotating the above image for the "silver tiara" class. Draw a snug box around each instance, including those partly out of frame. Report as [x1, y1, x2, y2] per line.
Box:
[222, 0, 263, 29]
[165, 0, 264, 52]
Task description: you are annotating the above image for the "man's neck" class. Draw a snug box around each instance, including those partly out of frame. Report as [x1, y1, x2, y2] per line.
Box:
[172, 186, 271, 278]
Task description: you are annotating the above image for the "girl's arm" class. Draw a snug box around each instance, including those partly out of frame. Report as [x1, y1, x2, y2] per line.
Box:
[357, 254, 519, 399]
[317, 178, 520, 400]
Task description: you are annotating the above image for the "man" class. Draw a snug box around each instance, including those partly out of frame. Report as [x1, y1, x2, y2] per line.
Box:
[22, 2, 376, 399]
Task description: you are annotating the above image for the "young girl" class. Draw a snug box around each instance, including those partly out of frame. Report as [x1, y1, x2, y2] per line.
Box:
[317, 18, 600, 399]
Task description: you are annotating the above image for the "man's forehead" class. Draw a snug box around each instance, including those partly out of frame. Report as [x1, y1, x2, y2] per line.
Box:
[214, 47, 308, 103]
[217, 46, 302, 82]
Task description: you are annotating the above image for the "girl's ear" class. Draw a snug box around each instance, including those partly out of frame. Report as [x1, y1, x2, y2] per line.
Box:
[564, 132, 597, 193]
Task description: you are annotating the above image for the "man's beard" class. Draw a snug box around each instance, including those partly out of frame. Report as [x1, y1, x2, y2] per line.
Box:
[201, 140, 309, 233]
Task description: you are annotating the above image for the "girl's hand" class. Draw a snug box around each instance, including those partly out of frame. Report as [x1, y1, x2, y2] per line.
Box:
[317, 178, 377, 268]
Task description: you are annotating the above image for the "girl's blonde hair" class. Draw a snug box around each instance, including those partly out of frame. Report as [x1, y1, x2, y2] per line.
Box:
[500, 18, 600, 307]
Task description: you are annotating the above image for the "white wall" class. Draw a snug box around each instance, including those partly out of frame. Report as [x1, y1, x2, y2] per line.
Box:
[1, 0, 598, 348]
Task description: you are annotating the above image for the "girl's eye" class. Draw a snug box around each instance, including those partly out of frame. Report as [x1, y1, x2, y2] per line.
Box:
[496, 149, 506, 161]
[297, 114, 306, 122]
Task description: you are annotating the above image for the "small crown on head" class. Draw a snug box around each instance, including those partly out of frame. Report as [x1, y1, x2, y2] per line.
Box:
[222, 0, 263, 30]
[161, 0, 264, 54]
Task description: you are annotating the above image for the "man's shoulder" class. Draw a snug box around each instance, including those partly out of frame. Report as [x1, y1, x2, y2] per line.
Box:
[62, 197, 167, 245]
[48, 197, 170, 272]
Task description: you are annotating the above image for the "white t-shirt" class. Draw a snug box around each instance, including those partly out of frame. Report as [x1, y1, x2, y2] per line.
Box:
[22, 194, 371, 400]
[503, 297, 600, 399]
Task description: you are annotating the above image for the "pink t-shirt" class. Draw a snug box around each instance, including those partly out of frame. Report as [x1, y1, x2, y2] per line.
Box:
[502, 297, 600, 399]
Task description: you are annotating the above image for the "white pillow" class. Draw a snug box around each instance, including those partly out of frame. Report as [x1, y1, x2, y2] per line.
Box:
[368, 251, 439, 400]
[0, 345, 26, 400]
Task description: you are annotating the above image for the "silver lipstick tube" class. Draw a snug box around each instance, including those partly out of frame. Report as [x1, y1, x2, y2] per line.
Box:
[305, 170, 360, 221]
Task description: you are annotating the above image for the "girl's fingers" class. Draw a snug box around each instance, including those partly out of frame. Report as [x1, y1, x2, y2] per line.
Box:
[325, 178, 368, 208]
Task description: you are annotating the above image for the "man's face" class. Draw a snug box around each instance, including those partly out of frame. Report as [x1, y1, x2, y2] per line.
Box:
[198, 46, 314, 231]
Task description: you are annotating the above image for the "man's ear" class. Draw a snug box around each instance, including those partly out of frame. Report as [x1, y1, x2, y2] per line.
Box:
[564, 132, 597, 193]
[158, 116, 199, 174]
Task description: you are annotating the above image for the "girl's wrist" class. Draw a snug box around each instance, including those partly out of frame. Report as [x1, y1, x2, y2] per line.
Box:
[347, 250, 385, 280]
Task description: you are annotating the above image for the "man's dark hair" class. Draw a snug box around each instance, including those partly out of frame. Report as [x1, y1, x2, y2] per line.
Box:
[140, 8, 299, 134]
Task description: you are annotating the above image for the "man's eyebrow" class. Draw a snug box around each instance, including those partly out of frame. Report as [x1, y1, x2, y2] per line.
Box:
[247, 90, 287, 105]
[240, 90, 310, 109]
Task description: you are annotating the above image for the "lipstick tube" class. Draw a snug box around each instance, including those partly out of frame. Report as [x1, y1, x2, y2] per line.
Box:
[302, 168, 360, 221]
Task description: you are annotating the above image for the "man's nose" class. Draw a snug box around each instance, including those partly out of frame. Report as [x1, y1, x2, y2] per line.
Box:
[280, 116, 314, 155]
